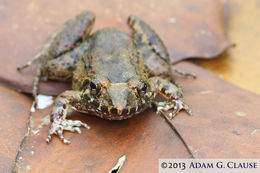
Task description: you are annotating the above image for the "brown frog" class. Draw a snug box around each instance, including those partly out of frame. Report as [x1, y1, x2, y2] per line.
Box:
[18, 11, 195, 144]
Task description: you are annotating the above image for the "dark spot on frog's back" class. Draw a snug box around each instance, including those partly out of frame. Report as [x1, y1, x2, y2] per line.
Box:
[69, 51, 79, 63]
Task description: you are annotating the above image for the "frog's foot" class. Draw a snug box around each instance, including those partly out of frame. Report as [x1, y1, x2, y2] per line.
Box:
[150, 76, 193, 118]
[46, 119, 90, 144]
[17, 55, 40, 71]
[174, 99, 193, 116]
[155, 98, 192, 119]
[172, 67, 196, 79]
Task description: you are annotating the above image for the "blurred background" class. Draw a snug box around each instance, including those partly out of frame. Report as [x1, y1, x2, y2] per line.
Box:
[197, 0, 260, 95]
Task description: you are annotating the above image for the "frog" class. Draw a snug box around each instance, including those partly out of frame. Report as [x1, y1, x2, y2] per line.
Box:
[17, 11, 196, 144]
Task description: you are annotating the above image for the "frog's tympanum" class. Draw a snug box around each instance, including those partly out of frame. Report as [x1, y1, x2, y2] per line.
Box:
[18, 11, 196, 144]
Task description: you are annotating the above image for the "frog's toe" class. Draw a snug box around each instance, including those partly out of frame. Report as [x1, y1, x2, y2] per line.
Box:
[155, 99, 192, 119]
[61, 120, 90, 134]
[155, 101, 175, 118]
[57, 129, 71, 144]
[174, 99, 193, 116]
[46, 123, 70, 144]
[46, 131, 70, 144]
[46, 119, 90, 144]
[70, 127, 81, 134]
[46, 134, 52, 144]
[64, 120, 91, 130]
[172, 67, 197, 79]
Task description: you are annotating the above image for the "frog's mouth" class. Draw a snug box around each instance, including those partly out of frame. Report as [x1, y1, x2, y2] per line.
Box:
[95, 104, 148, 120]
[88, 95, 148, 119]
[104, 104, 144, 116]
[83, 83, 153, 119]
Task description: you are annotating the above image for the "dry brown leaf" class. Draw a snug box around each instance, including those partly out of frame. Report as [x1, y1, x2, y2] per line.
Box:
[197, 0, 260, 95]
[0, 86, 31, 172]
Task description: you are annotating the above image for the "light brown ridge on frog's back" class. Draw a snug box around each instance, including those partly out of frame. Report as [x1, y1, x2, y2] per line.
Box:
[88, 27, 141, 83]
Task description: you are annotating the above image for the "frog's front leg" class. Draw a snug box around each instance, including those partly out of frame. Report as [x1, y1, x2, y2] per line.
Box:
[149, 77, 192, 119]
[46, 90, 90, 144]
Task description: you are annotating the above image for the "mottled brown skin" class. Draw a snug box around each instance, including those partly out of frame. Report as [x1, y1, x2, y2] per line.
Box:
[18, 11, 195, 144]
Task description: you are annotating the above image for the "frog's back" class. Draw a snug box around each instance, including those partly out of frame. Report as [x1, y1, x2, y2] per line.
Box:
[72, 27, 147, 90]
[88, 27, 143, 83]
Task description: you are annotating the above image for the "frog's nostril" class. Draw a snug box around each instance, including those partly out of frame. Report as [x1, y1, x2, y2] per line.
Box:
[110, 106, 128, 115]
[122, 108, 128, 115]
[101, 106, 108, 112]
[130, 107, 136, 114]
[110, 107, 117, 114]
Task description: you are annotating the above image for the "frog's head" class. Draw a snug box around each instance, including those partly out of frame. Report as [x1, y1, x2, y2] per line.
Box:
[82, 77, 154, 118]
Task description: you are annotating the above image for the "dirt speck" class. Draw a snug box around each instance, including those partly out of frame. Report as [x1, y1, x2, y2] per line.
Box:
[235, 111, 247, 117]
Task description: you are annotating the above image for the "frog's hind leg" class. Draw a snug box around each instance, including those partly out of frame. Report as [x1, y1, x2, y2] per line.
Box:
[17, 11, 95, 101]
[127, 15, 195, 82]
[149, 76, 192, 119]
[128, 15, 172, 77]
[41, 39, 91, 81]
[18, 11, 94, 71]
[17, 50, 44, 71]
[33, 39, 91, 102]
[128, 15, 170, 67]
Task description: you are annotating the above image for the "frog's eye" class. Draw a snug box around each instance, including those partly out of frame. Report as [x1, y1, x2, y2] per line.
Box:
[140, 83, 147, 92]
[90, 81, 97, 90]
[137, 82, 148, 96]
[89, 80, 101, 95]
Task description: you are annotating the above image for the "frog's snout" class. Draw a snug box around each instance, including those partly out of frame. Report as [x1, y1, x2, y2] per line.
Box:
[106, 83, 138, 116]
[109, 104, 128, 116]
[107, 83, 128, 114]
